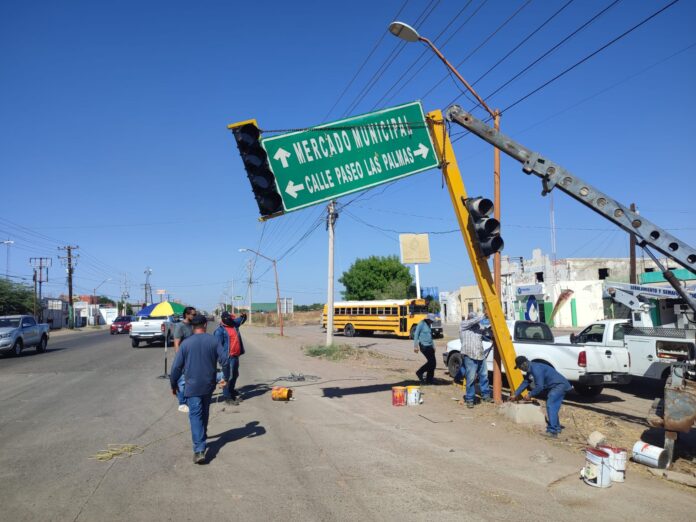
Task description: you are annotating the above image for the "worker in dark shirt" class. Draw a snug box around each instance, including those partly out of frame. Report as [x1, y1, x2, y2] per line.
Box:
[510, 355, 572, 438]
[170, 314, 229, 464]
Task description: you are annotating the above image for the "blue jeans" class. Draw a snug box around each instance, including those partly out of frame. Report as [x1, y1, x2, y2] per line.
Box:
[456, 355, 490, 403]
[187, 394, 212, 453]
[545, 385, 568, 434]
[222, 356, 240, 399]
[176, 374, 186, 405]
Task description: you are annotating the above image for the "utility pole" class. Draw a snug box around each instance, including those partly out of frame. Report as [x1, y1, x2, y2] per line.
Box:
[58, 246, 78, 328]
[143, 267, 153, 305]
[629, 203, 637, 284]
[247, 259, 253, 324]
[30, 257, 51, 322]
[2, 239, 13, 280]
[326, 200, 337, 346]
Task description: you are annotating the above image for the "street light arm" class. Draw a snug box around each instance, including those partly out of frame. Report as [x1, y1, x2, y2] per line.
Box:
[239, 247, 275, 264]
[418, 36, 496, 120]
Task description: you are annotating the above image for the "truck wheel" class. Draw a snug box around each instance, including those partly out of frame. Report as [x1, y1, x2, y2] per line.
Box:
[131, 339, 140, 348]
[448, 352, 462, 381]
[409, 325, 417, 340]
[12, 340, 23, 357]
[36, 336, 47, 353]
[344, 324, 355, 337]
[573, 384, 604, 398]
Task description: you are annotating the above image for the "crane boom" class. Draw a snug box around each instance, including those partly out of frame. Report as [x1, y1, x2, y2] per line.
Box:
[446, 105, 696, 315]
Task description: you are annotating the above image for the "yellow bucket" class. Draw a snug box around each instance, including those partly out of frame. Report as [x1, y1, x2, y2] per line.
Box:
[271, 386, 293, 401]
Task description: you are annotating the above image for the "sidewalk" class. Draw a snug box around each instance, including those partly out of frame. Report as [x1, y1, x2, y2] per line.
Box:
[49, 325, 109, 338]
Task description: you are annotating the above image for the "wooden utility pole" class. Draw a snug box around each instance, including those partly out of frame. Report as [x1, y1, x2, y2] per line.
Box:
[326, 200, 337, 346]
[59, 246, 78, 328]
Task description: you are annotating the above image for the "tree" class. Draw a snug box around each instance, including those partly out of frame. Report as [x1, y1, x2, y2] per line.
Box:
[339, 255, 413, 300]
[427, 299, 441, 314]
[0, 279, 35, 315]
[97, 295, 116, 306]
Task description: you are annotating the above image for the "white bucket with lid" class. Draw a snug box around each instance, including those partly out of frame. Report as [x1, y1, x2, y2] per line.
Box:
[581, 447, 612, 488]
[632, 441, 669, 469]
[599, 445, 627, 483]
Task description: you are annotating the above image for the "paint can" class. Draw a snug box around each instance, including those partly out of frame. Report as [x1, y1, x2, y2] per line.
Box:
[406, 385, 422, 406]
[631, 441, 668, 469]
[392, 386, 407, 407]
[581, 447, 612, 488]
[599, 445, 628, 483]
[271, 386, 293, 401]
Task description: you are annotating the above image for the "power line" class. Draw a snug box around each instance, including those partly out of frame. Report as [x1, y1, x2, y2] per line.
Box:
[500, 0, 682, 114]
[420, 0, 533, 101]
[321, 0, 411, 122]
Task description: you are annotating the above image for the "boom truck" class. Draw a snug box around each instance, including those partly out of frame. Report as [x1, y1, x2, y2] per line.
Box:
[443, 105, 696, 466]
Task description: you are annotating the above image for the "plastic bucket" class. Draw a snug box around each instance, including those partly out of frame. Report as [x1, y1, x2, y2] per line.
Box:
[632, 441, 668, 469]
[271, 386, 293, 401]
[392, 386, 407, 407]
[406, 385, 422, 406]
[581, 448, 612, 488]
[599, 445, 627, 483]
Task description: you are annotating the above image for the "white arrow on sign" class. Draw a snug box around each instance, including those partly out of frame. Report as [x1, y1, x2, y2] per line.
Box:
[273, 147, 292, 168]
[413, 143, 429, 159]
[285, 180, 305, 199]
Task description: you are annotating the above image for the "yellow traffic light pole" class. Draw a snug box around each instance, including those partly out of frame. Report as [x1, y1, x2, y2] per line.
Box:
[426, 109, 523, 395]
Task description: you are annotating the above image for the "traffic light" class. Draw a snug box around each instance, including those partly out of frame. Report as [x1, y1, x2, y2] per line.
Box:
[463, 196, 503, 257]
[230, 121, 283, 218]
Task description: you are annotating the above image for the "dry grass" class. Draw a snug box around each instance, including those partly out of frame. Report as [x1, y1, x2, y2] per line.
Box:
[303, 343, 384, 361]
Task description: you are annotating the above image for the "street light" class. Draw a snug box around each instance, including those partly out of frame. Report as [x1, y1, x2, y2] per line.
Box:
[93, 278, 111, 326]
[389, 21, 504, 403]
[1, 239, 13, 280]
[239, 248, 284, 336]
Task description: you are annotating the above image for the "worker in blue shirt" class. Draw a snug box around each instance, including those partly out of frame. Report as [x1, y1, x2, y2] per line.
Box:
[510, 355, 572, 438]
[170, 314, 229, 464]
[413, 313, 437, 384]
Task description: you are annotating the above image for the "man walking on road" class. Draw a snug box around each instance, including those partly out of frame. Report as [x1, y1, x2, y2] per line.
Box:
[455, 313, 492, 408]
[170, 315, 229, 464]
[214, 311, 247, 405]
[510, 355, 572, 438]
[173, 306, 196, 413]
[413, 313, 437, 384]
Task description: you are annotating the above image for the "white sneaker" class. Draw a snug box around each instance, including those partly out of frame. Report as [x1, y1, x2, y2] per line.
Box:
[178, 404, 189, 413]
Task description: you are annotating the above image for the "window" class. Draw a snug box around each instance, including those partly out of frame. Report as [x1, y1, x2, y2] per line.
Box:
[22, 317, 36, 327]
[392, 307, 398, 315]
[645, 267, 655, 273]
[370, 307, 377, 315]
[598, 268, 609, 280]
[358, 307, 364, 314]
[578, 323, 605, 343]
[0, 318, 21, 328]
[612, 323, 626, 341]
[535, 271, 544, 283]
[514, 321, 553, 342]
[377, 307, 384, 315]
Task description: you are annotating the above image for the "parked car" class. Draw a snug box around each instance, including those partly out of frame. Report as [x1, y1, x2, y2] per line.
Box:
[110, 315, 134, 335]
[559, 319, 696, 382]
[0, 315, 50, 356]
[443, 320, 631, 398]
[129, 315, 177, 348]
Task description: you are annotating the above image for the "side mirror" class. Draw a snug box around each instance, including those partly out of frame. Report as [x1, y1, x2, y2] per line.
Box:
[570, 333, 577, 344]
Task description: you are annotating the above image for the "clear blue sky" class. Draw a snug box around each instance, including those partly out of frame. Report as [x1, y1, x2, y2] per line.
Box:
[2, 0, 695, 311]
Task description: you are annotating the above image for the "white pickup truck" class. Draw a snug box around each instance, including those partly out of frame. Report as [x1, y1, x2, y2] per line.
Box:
[560, 319, 696, 382]
[129, 316, 176, 348]
[444, 320, 631, 398]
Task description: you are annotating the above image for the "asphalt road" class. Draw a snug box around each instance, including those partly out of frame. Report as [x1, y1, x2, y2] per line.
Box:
[1, 327, 693, 521]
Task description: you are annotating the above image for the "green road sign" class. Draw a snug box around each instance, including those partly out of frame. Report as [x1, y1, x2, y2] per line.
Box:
[261, 101, 438, 212]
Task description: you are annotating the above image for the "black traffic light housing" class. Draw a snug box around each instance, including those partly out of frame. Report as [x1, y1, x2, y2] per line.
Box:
[463, 196, 504, 257]
[230, 121, 283, 218]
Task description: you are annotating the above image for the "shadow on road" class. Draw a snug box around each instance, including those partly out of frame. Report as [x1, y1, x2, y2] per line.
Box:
[2, 348, 66, 359]
[321, 378, 449, 399]
[238, 383, 272, 400]
[205, 421, 266, 463]
[564, 401, 651, 427]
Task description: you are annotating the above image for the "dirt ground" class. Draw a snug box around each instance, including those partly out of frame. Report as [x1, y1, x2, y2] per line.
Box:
[250, 321, 696, 483]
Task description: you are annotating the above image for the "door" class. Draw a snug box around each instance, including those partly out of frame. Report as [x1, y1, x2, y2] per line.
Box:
[625, 338, 656, 378]
[21, 317, 38, 345]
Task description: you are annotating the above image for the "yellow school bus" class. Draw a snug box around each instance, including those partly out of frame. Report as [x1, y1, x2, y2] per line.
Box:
[322, 299, 443, 339]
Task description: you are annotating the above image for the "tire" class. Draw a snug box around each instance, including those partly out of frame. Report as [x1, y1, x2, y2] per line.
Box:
[12, 340, 23, 357]
[409, 325, 417, 340]
[131, 339, 140, 348]
[344, 324, 355, 337]
[573, 384, 604, 398]
[110, 331, 115, 335]
[36, 336, 47, 353]
[447, 352, 462, 380]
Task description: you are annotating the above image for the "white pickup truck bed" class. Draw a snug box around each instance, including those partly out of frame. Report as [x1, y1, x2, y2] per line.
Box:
[444, 320, 631, 398]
